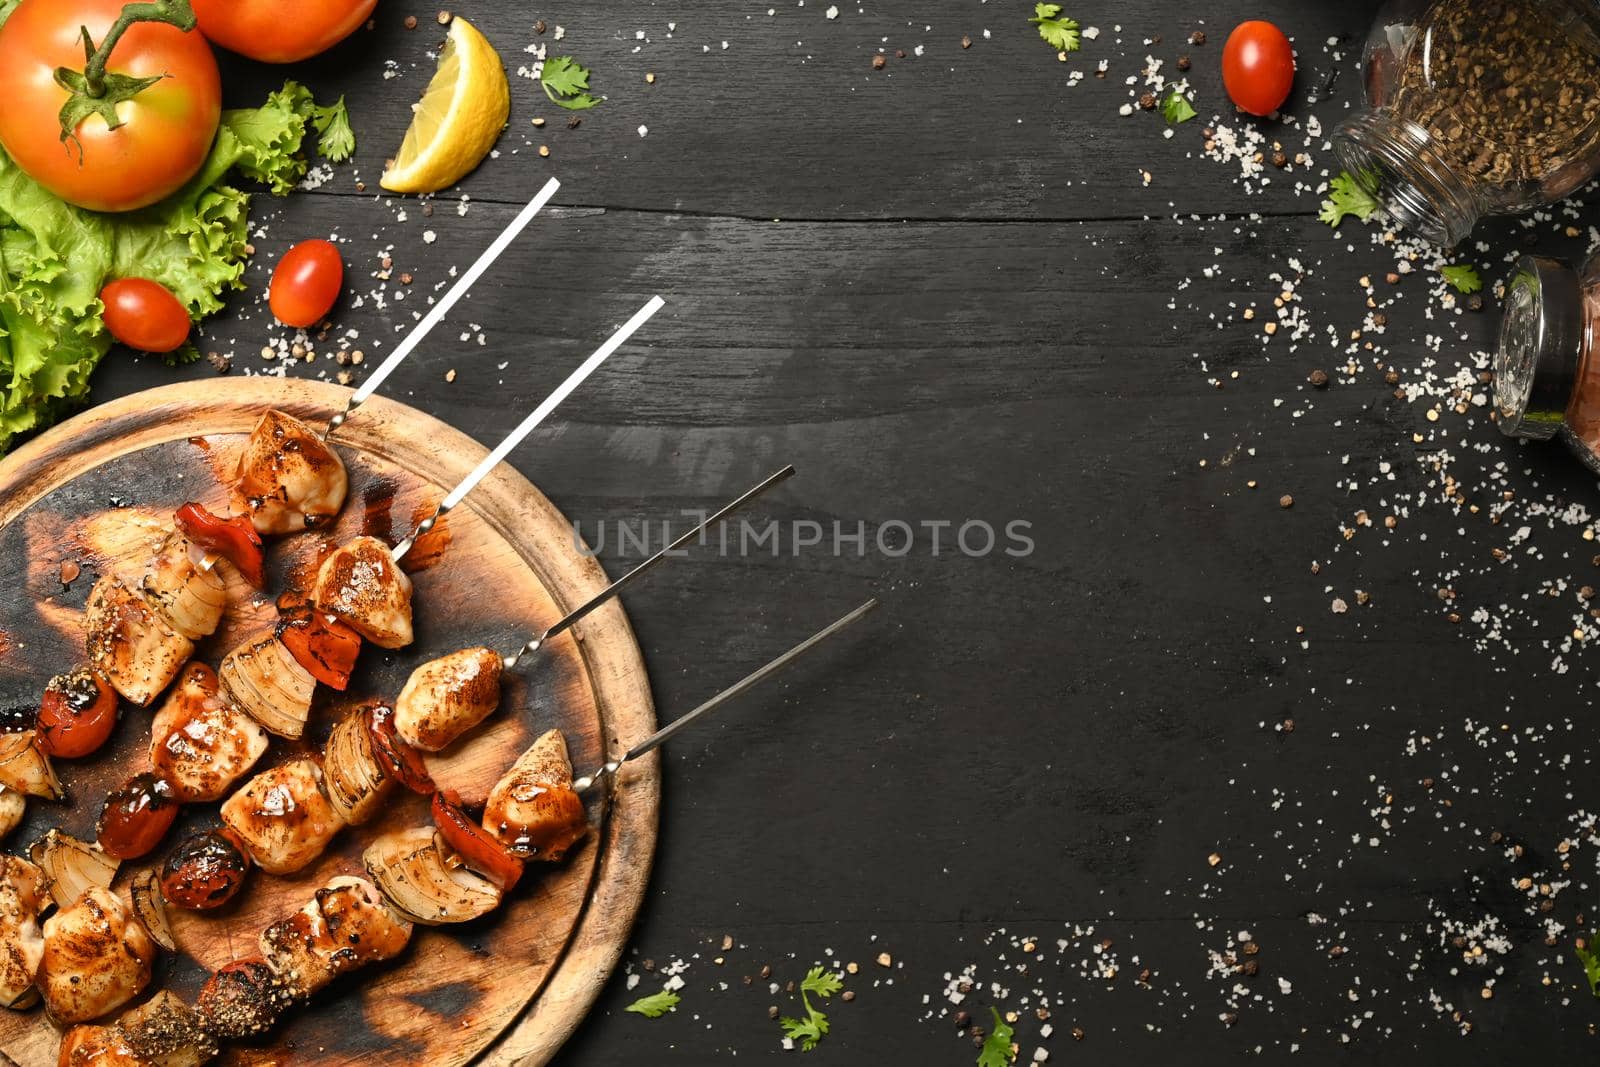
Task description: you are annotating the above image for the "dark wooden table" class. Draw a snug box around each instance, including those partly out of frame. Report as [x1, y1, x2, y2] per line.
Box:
[71, 0, 1600, 1061]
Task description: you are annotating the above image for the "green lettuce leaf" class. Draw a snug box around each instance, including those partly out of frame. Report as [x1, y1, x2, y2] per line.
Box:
[0, 79, 352, 454]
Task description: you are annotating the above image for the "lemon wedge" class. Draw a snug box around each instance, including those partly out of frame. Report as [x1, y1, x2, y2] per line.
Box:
[381, 17, 510, 194]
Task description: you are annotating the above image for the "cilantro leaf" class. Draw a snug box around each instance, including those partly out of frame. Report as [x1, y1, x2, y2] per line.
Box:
[1029, 3, 1080, 52]
[1576, 935, 1600, 997]
[801, 966, 844, 998]
[976, 1007, 1015, 1067]
[1318, 170, 1381, 228]
[624, 989, 681, 1018]
[776, 966, 843, 1051]
[310, 96, 355, 163]
[542, 55, 603, 111]
[1161, 88, 1196, 125]
[1439, 263, 1482, 294]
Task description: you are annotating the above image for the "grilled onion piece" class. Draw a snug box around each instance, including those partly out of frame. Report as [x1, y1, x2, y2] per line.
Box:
[0, 730, 62, 800]
[394, 646, 503, 752]
[233, 409, 349, 536]
[221, 757, 344, 875]
[150, 663, 270, 802]
[363, 827, 501, 925]
[128, 870, 176, 953]
[59, 990, 218, 1067]
[218, 632, 316, 739]
[483, 729, 588, 862]
[138, 533, 227, 641]
[84, 575, 194, 708]
[323, 708, 392, 826]
[30, 831, 119, 911]
[0, 855, 48, 1009]
[39, 887, 156, 1025]
[195, 957, 293, 1040]
[311, 536, 414, 649]
[260, 875, 413, 998]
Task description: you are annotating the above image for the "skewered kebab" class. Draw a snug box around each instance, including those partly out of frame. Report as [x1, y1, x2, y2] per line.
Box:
[37, 599, 877, 1063]
[8, 176, 569, 789]
[86, 298, 667, 874]
[158, 467, 790, 908]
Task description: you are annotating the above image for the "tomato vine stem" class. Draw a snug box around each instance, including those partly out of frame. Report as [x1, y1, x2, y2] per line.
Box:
[76, 0, 197, 98]
[50, 0, 198, 152]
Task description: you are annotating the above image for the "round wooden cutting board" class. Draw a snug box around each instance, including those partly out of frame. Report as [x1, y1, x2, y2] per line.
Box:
[0, 378, 659, 1067]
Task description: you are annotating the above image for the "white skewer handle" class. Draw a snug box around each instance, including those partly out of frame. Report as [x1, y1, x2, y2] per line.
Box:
[327, 176, 563, 435]
[391, 295, 667, 560]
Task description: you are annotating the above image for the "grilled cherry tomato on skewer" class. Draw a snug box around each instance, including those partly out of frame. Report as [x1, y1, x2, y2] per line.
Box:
[269, 239, 344, 328]
[174, 502, 265, 587]
[161, 828, 253, 910]
[100, 279, 191, 353]
[432, 790, 523, 890]
[276, 606, 362, 691]
[98, 773, 178, 859]
[364, 703, 434, 794]
[0, 0, 222, 212]
[36, 669, 118, 758]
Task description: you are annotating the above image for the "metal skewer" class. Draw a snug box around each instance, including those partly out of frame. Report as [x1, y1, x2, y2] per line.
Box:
[324, 176, 563, 439]
[572, 598, 880, 793]
[504, 465, 797, 669]
[390, 295, 667, 562]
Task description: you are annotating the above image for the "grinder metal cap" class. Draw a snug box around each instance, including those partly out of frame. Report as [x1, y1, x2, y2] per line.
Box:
[1495, 254, 1585, 441]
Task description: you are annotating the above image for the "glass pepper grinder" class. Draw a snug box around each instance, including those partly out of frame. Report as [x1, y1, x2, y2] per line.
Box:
[1335, 0, 1600, 246]
[1494, 253, 1600, 471]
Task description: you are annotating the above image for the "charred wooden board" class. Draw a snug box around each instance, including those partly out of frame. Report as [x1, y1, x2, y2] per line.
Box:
[0, 378, 659, 1067]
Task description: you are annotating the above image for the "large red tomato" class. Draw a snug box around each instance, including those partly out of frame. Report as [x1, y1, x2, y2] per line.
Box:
[0, 0, 220, 213]
[191, 0, 378, 64]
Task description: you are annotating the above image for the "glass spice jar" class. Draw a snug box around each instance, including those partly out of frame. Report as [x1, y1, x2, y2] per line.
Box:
[1334, 0, 1600, 246]
[1494, 253, 1600, 470]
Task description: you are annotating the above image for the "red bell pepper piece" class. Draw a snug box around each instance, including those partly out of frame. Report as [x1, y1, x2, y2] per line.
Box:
[174, 502, 265, 587]
[364, 702, 435, 795]
[431, 790, 523, 890]
[276, 606, 362, 690]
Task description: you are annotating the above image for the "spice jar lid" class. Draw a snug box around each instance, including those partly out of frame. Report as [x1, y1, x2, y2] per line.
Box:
[1495, 255, 1585, 442]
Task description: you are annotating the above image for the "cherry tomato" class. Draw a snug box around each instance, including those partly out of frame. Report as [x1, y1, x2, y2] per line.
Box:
[276, 606, 362, 690]
[269, 240, 344, 328]
[0, 0, 221, 212]
[98, 773, 178, 859]
[100, 279, 192, 354]
[36, 669, 118, 759]
[432, 790, 523, 890]
[174, 502, 265, 587]
[161, 828, 253, 910]
[191, 0, 376, 63]
[365, 703, 435, 794]
[1221, 21, 1295, 117]
[197, 957, 282, 1040]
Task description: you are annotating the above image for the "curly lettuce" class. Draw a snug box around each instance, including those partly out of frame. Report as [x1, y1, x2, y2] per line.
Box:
[0, 78, 350, 454]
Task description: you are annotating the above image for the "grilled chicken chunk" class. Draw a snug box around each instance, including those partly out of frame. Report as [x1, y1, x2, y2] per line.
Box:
[221, 757, 344, 875]
[150, 663, 270, 803]
[0, 855, 49, 1009]
[311, 536, 414, 649]
[482, 730, 588, 862]
[38, 887, 155, 1025]
[218, 632, 316, 739]
[393, 646, 503, 752]
[0, 788, 24, 841]
[85, 575, 194, 708]
[233, 409, 349, 536]
[136, 533, 227, 641]
[58, 990, 218, 1067]
[259, 876, 413, 999]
